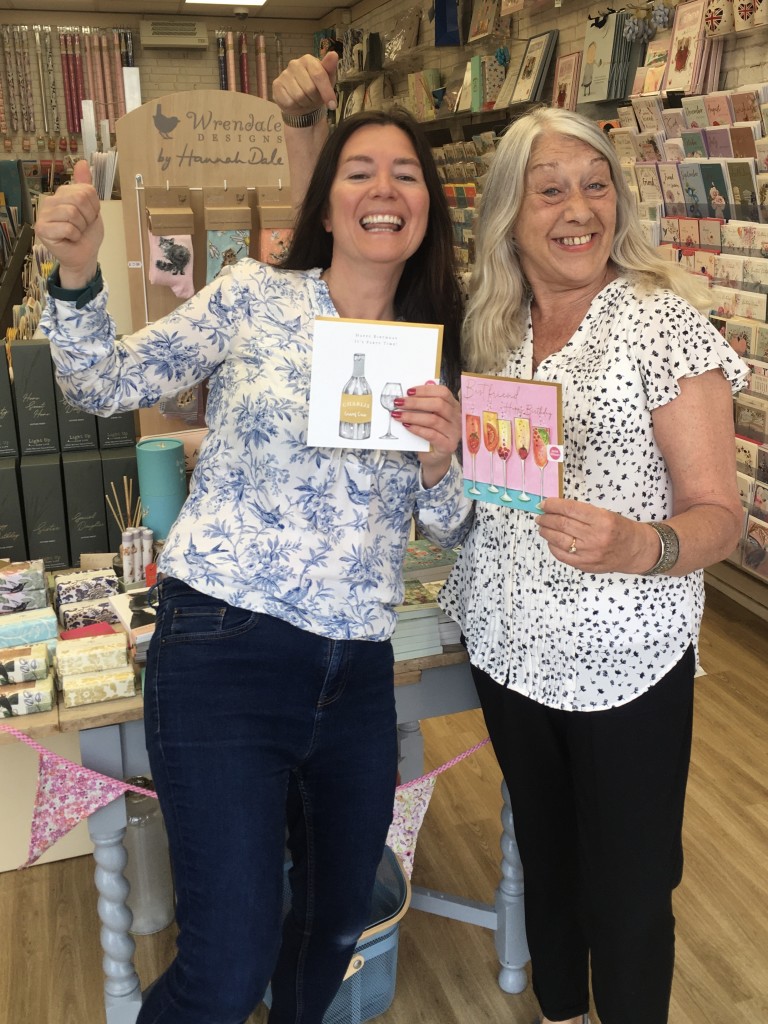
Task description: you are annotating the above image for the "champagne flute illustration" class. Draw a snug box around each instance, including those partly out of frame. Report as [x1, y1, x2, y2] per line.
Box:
[379, 382, 403, 439]
[533, 425, 550, 510]
[465, 414, 482, 496]
[497, 419, 513, 502]
[514, 416, 531, 501]
[482, 411, 500, 493]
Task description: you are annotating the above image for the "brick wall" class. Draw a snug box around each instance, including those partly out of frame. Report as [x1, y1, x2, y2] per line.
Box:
[1, 5, 767, 165]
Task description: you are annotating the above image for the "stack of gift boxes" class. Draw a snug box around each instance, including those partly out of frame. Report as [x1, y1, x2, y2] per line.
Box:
[0, 558, 138, 717]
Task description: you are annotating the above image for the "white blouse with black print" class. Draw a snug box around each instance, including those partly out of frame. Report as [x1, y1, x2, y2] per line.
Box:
[439, 276, 748, 711]
[42, 261, 473, 643]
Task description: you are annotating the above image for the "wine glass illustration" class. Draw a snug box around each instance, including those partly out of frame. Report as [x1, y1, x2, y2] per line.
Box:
[482, 411, 500, 493]
[533, 425, 550, 510]
[379, 382, 403, 439]
[497, 419, 513, 502]
[465, 414, 482, 496]
[514, 416, 531, 501]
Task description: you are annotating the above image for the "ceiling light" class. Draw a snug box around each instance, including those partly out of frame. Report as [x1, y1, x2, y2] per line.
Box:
[185, 0, 267, 6]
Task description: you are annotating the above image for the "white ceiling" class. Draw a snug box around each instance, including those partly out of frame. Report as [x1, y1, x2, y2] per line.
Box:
[2, 0, 356, 25]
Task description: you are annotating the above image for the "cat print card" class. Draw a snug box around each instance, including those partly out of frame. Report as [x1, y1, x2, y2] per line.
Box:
[460, 372, 563, 510]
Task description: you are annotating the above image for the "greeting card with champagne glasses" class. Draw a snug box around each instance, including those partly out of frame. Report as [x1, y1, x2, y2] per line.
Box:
[461, 372, 564, 510]
[307, 317, 443, 451]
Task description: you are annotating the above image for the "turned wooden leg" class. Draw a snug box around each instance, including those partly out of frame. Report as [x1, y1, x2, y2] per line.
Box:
[494, 780, 530, 993]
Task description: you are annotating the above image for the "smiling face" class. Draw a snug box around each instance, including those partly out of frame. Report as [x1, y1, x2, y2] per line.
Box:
[513, 132, 617, 302]
[322, 124, 430, 277]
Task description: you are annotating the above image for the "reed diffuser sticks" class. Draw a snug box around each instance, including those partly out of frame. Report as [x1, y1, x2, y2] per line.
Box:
[105, 475, 142, 533]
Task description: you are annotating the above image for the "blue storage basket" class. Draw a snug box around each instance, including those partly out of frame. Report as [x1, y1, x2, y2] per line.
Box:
[266, 845, 411, 1024]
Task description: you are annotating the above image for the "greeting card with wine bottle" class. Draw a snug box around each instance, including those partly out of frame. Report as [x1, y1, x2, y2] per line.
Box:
[307, 317, 443, 451]
[461, 372, 563, 510]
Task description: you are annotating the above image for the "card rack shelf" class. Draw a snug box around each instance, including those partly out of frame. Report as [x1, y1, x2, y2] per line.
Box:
[0, 222, 33, 336]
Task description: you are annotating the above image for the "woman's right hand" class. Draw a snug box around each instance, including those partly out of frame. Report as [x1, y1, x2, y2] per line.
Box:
[272, 51, 339, 117]
[35, 160, 103, 288]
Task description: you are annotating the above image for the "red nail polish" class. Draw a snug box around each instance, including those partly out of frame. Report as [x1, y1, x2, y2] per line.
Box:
[391, 410, 402, 419]
[406, 388, 416, 396]
[425, 380, 436, 386]
[393, 397, 404, 407]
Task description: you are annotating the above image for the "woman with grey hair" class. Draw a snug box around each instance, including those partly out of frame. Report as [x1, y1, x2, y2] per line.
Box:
[439, 105, 747, 1024]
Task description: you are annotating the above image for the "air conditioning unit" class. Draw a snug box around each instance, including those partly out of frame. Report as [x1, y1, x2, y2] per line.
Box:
[139, 20, 209, 49]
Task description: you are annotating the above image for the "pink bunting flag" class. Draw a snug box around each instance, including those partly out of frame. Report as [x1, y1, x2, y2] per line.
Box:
[386, 775, 436, 879]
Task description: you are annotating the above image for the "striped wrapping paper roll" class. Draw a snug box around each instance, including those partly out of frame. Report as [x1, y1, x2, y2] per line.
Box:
[73, 31, 85, 129]
[13, 26, 32, 135]
[82, 28, 96, 117]
[111, 29, 126, 118]
[217, 33, 227, 90]
[89, 29, 106, 124]
[226, 31, 237, 92]
[1, 27, 19, 133]
[32, 27, 48, 135]
[238, 32, 250, 93]
[59, 31, 74, 133]
[255, 33, 268, 99]
[0, 50, 7, 134]
[99, 31, 116, 131]
[43, 26, 60, 134]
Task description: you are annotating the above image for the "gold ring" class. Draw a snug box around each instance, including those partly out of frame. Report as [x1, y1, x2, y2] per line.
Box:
[568, 537, 577, 554]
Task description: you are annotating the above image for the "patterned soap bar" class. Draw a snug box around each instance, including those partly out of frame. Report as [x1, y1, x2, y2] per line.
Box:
[58, 598, 120, 631]
[0, 674, 56, 717]
[55, 633, 129, 682]
[0, 642, 50, 683]
[54, 570, 120, 608]
[0, 559, 46, 595]
[0, 607, 59, 649]
[0, 588, 49, 616]
[62, 668, 137, 708]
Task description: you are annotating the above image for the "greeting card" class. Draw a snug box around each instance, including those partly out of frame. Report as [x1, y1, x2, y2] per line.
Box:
[307, 318, 442, 452]
[460, 372, 563, 510]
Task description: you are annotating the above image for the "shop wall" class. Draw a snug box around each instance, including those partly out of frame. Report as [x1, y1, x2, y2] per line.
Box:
[0, 11, 318, 163]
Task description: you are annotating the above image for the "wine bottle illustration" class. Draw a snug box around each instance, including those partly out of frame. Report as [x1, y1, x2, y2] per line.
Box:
[339, 352, 373, 440]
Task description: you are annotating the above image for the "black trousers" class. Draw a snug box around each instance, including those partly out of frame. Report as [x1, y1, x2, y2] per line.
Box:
[473, 646, 695, 1024]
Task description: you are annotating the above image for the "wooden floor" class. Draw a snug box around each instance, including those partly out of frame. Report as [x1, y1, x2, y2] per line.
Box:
[1, 585, 766, 1024]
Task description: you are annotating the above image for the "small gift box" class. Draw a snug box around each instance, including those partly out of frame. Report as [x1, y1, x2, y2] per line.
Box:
[58, 598, 120, 631]
[62, 668, 137, 708]
[0, 607, 59, 649]
[0, 642, 50, 684]
[0, 674, 56, 717]
[54, 569, 120, 609]
[0, 588, 49, 616]
[55, 633, 129, 683]
[0, 559, 46, 595]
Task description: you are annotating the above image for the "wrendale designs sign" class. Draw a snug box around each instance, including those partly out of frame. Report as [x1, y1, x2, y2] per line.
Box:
[116, 90, 289, 190]
[154, 105, 285, 173]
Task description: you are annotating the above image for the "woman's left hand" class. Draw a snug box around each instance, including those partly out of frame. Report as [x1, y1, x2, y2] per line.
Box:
[392, 382, 461, 488]
[537, 497, 654, 574]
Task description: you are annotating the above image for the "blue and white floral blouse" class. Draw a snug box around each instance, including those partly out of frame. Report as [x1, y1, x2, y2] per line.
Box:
[41, 261, 473, 641]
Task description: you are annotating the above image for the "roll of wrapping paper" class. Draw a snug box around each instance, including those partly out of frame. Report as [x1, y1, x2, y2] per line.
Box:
[275, 34, 284, 77]
[13, 26, 31, 135]
[238, 33, 250, 93]
[226, 32, 237, 92]
[217, 33, 227, 90]
[255, 34, 268, 100]
[90, 30, 106, 125]
[125, 29, 134, 68]
[119, 30, 128, 68]
[99, 32, 116, 132]
[73, 31, 85, 124]
[82, 28, 96, 119]
[43, 26, 59, 135]
[59, 30, 74, 134]
[20, 28, 36, 134]
[111, 30, 126, 118]
[1, 28, 19, 133]
[0, 52, 7, 134]
[32, 27, 48, 136]
[135, 438, 187, 542]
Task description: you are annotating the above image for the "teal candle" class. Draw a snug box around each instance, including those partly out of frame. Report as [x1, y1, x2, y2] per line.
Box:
[135, 438, 187, 541]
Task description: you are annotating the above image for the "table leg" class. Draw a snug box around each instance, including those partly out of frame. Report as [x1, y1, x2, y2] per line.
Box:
[494, 780, 529, 993]
[80, 724, 144, 1024]
[396, 719, 424, 783]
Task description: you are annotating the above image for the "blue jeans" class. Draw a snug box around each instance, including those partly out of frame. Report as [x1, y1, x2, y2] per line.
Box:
[137, 578, 398, 1024]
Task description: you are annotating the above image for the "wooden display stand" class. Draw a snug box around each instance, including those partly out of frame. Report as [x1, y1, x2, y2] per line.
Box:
[115, 90, 291, 332]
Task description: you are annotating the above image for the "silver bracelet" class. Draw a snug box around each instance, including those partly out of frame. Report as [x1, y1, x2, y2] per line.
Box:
[280, 108, 324, 129]
[641, 521, 680, 576]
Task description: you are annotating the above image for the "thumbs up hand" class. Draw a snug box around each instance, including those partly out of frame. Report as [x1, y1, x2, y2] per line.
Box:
[35, 158, 104, 286]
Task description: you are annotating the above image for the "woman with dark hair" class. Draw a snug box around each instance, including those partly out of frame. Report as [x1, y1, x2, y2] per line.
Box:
[35, 100, 472, 1022]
